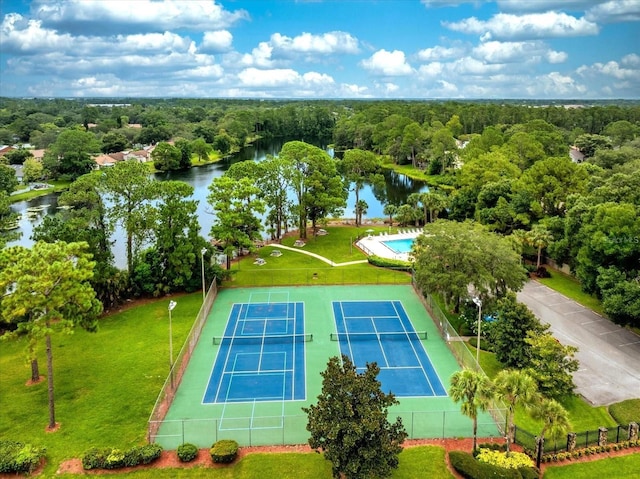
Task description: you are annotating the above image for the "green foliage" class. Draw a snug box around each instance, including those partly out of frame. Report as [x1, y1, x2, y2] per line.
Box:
[475, 448, 534, 469]
[413, 220, 526, 313]
[303, 355, 407, 479]
[449, 450, 534, 479]
[367, 255, 412, 270]
[81, 444, 162, 470]
[608, 399, 640, 425]
[490, 293, 546, 368]
[524, 332, 578, 399]
[0, 440, 46, 474]
[449, 369, 495, 451]
[177, 443, 199, 462]
[210, 439, 239, 463]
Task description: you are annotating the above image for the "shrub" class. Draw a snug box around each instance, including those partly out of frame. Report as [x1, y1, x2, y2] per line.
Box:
[477, 449, 535, 470]
[81, 444, 162, 470]
[104, 449, 126, 469]
[139, 443, 163, 464]
[449, 451, 480, 479]
[177, 443, 199, 462]
[535, 266, 550, 278]
[0, 441, 46, 474]
[210, 440, 239, 463]
[81, 447, 110, 470]
[451, 450, 535, 479]
[367, 255, 412, 270]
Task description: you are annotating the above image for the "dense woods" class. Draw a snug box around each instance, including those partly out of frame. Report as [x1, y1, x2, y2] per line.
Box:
[1, 98, 639, 326]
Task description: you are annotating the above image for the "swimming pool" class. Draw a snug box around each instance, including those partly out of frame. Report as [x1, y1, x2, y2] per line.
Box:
[382, 238, 415, 254]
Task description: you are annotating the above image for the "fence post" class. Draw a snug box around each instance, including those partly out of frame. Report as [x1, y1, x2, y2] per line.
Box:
[535, 437, 544, 468]
[598, 427, 608, 446]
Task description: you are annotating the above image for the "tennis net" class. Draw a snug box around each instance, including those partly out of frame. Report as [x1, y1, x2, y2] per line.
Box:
[330, 331, 427, 341]
[212, 333, 313, 345]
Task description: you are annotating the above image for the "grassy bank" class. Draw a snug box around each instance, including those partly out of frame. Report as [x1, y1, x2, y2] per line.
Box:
[537, 269, 605, 316]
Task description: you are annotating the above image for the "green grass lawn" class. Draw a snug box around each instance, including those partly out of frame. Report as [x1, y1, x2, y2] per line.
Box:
[537, 269, 605, 316]
[0, 292, 204, 477]
[608, 399, 640, 424]
[1, 220, 635, 478]
[542, 454, 640, 479]
[55, 446, 453, 478]
[223, 225, 412, 287]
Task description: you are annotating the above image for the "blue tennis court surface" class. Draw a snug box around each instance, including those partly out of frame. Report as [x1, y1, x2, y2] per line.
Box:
[203, 301, 306, 403]
[332, 300, 447, 397]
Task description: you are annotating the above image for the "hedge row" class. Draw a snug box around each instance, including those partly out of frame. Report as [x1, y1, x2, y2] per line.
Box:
[0, 440, 46, 474]
[81, 444, 163, 470]
[449, 451, 538, 479]
[367, 255, 412, 270]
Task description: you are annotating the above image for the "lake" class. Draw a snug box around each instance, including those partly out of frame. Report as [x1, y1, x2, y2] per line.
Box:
[9, 138, 427, 267]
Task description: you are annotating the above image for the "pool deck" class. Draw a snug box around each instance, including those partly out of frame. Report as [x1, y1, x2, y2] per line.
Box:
[356, 229, 422, 262]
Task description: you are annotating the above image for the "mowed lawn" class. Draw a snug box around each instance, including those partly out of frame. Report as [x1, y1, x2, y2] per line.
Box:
[2, 224, 639, 477]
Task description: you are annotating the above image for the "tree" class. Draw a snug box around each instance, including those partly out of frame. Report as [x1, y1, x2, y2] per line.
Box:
[383, 203, 397, 226]
[526, 224, 554, 269]
[516, 157, 588, 217]
[0, 191, 20, 248]
[173, 138, 193, 169]
[494, 370, 539, 453]
[22, 157, 44, 183]
[413, 220, 527, 312]
[532, 398, 571, 467]
[303, 355, 407, 479]
[260, 156, 293, 240]
[151, 142, 181, 171]
[280, 141, 346, 239]
[100, 131, 130, 153]
[490, 292, 546, 368]
[102, 160, 157, 274]
[5, 148, 34, 165]
[208, 175, 264, 269]
[43, 129, 100, 180]
[0, 164, 18, 193]
[574, 133, 612, 158]
[340, 149, 383, 227]
[449, 369, 494, 452]
[146, 180, 201, 294]
[191, 137, 212, 162]
[0, 241, 102, 430]
[525, 332, 578, 399]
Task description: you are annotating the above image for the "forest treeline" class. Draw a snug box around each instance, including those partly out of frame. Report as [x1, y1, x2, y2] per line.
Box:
[1, 98, 639, 327]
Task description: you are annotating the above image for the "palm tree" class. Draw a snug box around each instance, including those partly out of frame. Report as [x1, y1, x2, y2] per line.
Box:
[526, 224, 553, 269]
[383, 203, 397, 226]
[354, 200, 368, 227]
[532, 398, 571, 467]
[493, 370, 539, 453]
[449, 369, 495, 452]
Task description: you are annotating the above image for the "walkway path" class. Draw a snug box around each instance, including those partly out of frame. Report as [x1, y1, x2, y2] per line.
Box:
[517, 280, 640, 406]
[264, 243, 369, 267]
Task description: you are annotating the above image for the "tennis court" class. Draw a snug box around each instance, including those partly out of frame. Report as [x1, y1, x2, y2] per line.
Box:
[332, 300, 447, 397]
[203, 296, 307, 403]
[153, 285, 501, 448]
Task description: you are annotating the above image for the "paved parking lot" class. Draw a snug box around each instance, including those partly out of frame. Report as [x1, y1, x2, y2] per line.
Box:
[517, 281, 640, 406]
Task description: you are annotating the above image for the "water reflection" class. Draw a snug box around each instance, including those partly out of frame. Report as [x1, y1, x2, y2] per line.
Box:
[8, 138, 427, 266]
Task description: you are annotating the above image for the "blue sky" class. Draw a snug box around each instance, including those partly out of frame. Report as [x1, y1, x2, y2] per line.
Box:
[0, 0, 638, 99]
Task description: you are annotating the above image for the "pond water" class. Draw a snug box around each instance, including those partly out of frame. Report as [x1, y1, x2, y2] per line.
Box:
[8, 138, 427, 267]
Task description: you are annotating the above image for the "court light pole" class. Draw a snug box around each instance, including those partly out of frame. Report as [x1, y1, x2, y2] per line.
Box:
[472, 297, 482, 369]
[201, 248, 207, 303]
[168, 300, 177, 389]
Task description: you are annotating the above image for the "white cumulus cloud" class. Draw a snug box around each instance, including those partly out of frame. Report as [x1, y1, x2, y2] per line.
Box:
[360, 49, 413, 76]
[200, 31, 233, 53]
[586, 0, 640, 23]
[444, 12, 599, 40]
[270, 31, 359, 55]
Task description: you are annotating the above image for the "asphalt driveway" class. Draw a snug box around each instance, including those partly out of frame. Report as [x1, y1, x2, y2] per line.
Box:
[517, 281, 640, 406]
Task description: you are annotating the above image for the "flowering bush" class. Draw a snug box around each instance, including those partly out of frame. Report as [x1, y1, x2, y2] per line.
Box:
[476, 448, 534, 469]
